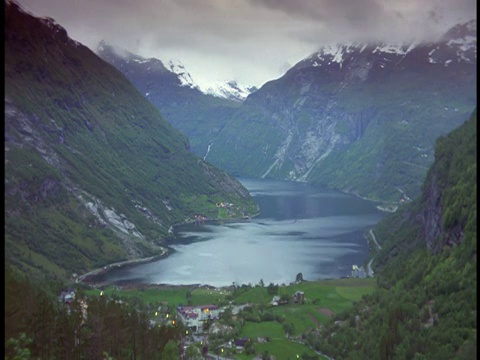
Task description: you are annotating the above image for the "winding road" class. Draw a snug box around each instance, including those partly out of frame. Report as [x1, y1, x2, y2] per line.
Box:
[369, 229, 382, 250]
[366, 229, 382, 277]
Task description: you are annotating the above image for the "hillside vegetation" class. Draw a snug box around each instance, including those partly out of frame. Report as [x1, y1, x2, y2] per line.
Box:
[306, 109, 477, 359]
[5, 1, 257, 281]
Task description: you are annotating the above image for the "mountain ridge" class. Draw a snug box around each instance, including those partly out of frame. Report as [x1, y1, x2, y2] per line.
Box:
[5, 0, 258, 280]
[204, 19, 476, 204]
[98, 19, 476, 204]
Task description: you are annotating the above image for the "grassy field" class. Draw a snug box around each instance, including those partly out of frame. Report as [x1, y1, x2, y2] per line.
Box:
[85, 285, 230, 308]
[240, 321, 285, 339]
[254, 339, 323, 360]
[84, 278, 374, 359]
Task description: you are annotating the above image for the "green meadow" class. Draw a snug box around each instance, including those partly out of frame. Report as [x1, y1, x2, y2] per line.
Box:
[85, 278, 374, 358]
[85, 285, 229, 308]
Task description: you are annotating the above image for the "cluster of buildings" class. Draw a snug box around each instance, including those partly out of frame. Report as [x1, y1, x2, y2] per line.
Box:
[351, 264, 367, 278]
[292, 291, 305, 303]
[270, 291, 305, 306]
[193, 214, 207, 223]
[177, 304, 222, 331]
[216, 202, 234, 208]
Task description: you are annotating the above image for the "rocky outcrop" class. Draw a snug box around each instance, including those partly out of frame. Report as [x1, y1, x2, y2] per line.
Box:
[420, 172, 445, 254]
[420, 170, 464, 254]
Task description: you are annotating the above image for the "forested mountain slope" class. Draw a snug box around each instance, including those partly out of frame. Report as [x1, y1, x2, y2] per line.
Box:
[5, 1, 257, 281]
[98, 22, 476, 205]
[306, 109, 477, 359]
[96, 42, 242, 157]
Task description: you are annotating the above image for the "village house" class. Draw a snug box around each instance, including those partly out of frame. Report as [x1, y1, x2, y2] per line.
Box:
[58, 288, 75, 305]
[351, 264, 367, 278]
[177, 304, 222, 331]
[293, 291, 305, 304]
[271, 295, 280, 306]
[234, 338, 249, 349]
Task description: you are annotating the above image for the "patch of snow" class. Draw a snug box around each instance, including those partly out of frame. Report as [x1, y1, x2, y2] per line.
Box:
[444, 60, 452, 66]
[447, 35, 477, 52]
[405, 42, 417, 54]
[372, 42, 416, 56]
[168, 60, 200, 90]
[203, 80, 256, 102]
[132, 58, 150, 64]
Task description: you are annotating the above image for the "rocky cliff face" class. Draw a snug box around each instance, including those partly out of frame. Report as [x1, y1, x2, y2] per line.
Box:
[206, 20, 476, 203]
[419, 109, 476, 254]
[421, 172, 466, 255]
[420, 171, 450, 254]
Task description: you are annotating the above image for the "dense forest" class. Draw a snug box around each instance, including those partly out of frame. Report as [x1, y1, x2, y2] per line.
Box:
[5, 266, 185, 360]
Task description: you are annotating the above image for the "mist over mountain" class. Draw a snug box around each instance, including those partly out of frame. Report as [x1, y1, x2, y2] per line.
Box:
[99, 19, 475, 206]
[204, 19, 476, 204]
[96, 41, 250, 157]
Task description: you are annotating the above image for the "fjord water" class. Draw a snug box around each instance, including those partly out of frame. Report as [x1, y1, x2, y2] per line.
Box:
[98, 178, 385, 287]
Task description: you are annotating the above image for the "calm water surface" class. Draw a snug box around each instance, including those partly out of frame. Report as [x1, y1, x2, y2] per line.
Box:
[95, 178, 385, 287]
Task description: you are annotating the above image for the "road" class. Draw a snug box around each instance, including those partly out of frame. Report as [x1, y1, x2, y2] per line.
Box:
[366, 257, 375, 277]
[76, 256, 157, 283]
[365, 229, 382, 278]
[369, 229, 382, 250]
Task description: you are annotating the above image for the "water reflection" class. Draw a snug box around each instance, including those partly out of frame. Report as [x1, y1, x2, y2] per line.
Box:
[97, 178, 385, 287]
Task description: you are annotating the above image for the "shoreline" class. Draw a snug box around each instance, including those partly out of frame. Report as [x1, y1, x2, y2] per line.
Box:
[77, 212, 261, 286]
[77, 253, 167, 284]
[81, 275, 371, 292]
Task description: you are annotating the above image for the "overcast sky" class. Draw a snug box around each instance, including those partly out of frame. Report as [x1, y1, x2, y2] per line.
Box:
[16, 0, 476, 90]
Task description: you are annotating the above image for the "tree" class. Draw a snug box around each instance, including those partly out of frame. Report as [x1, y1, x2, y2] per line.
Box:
[244, 340, 255, 355]
[280, 294, 290, 304]
[185, 344, 202, 360]
[283, 323, 295, 337]
[5, 333, 32, 360]
[296, 272, 304, 283]
[267, 283, 278, 295]
[162, 340, 179, 360]
[258, 279, 265, 287]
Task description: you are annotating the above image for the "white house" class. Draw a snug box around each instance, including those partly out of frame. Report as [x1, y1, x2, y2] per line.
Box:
[177, 304, 222, 330]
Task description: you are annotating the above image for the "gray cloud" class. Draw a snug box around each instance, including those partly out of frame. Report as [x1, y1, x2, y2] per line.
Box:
[15, 0, 476, 89]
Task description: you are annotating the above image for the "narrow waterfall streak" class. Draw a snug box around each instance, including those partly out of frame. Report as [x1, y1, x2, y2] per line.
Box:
[204, 143, 212, 160]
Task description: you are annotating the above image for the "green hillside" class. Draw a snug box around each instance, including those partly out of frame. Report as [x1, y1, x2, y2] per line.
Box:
[306, 109, 477, 359]
[4, 1, 258, 281]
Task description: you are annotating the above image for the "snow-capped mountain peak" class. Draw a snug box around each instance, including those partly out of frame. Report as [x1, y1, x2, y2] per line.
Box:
[307, 41, 419, 70]
[430, 19, 476, 64]
[203, 80, 258, 102]
[167, 60, 199, 90]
